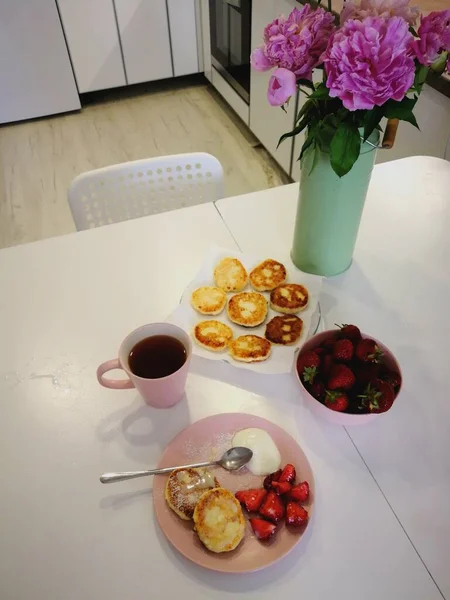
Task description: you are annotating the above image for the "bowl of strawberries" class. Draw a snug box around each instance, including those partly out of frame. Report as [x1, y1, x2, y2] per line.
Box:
[294, 324, 402, 425]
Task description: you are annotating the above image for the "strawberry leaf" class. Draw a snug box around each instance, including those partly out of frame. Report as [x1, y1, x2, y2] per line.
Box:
[303, 366, 317, 384]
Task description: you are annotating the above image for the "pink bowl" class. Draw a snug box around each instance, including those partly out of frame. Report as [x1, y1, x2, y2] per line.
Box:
[293, 330, 403, 426]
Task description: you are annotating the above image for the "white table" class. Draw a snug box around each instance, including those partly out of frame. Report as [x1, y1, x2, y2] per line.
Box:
[0, 159, 447, 600]
[216, 156, 450, 600]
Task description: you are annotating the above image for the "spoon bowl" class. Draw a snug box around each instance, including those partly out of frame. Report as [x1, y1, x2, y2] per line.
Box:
[218, 446, 253, 471]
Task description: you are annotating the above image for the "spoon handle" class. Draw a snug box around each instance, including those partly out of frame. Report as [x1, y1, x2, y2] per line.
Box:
[99, 460, 217, 484]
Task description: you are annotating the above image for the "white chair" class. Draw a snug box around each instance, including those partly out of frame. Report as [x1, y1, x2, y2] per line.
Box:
[68, 152, 224, 231]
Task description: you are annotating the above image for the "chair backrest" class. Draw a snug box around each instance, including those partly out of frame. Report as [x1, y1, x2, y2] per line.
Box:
[68, 152, 224, 231]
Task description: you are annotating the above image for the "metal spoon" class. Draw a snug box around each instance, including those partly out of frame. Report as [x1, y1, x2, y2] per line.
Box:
[99, 446, 253, 484]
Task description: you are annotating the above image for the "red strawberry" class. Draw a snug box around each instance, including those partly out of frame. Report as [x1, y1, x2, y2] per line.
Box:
[333, 338, 354, 362]
[337, 324, 362, 342]
[380, 368, 402, 390]
[279, 464, 296, 484]
[353, 362, 380, 387]
[297, 351, 320, 380]
[271, 481, 292, 495]
[308, 380, 325, 400]
[358, 379, 395, 413]
[322, 354, 334, 378]
[250, 518, 277, 541]
[355, 338, 384, 363]
[313, 346, 325, 356]
[321, 337, 336, 351]
[259, 491, 285, 523]
[325, 390, 349, 412]
[328, 364, 356, 390]
[286, 502, 309, 527]
[289, 481, 310, 503]
[235, 488, 267, 512]
[263, 469, 282, 491]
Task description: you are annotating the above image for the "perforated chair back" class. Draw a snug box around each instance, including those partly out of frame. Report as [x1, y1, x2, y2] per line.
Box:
[68, 152, 224, 230]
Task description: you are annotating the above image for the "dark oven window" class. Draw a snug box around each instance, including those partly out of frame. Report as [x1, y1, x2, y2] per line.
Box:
[209, 0, 252, 104]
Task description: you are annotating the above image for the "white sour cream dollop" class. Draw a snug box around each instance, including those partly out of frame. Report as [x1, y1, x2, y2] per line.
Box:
[232, 428, 281, 476]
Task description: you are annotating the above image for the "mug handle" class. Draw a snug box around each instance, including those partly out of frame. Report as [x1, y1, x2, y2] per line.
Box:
[97, 359, 134, 389]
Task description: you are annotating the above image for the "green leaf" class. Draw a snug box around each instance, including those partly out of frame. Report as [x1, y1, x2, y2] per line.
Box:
[296, 78, 315, 91]
[414, 65, 428, 93]
[313, 116, 338, 152]
[363, 106, 384, 141]
[295, 97, 315, 124]
[430, 52, 448, 75]
[384, 97, 419, 130]
[309, 142, 321, 176]
[277, 115, 309, 148]
[330, 122, 361, 178]
[299, 134, 315, 162]
[310, 84, 330, 100]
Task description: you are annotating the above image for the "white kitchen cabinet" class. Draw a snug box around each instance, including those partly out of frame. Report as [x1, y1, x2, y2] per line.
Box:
[199, 0, 212, 82]
[167, 0, 200, 76]
[0, 0, 80, 123]
[250, 0, 299, 174]
[115, 0, 173, 85]
[57, 0, 126, 93]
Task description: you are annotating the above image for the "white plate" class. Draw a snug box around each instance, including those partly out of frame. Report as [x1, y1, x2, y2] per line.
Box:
[167, 246, 322, 374]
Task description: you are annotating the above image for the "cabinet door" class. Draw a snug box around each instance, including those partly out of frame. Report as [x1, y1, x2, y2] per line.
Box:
[57, 0, 126, 93]
[199, 0, 212, 82]
[167, 0, 200, 76]
[115, 0, 173, 85]
[0, 0, 80, 123]
[250, 0, 299, 174]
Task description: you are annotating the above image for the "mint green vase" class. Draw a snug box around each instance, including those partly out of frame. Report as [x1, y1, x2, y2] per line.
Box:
[291, 131, 379, 276]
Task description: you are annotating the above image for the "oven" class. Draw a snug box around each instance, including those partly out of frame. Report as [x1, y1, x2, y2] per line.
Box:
[209, 0, 252, 104]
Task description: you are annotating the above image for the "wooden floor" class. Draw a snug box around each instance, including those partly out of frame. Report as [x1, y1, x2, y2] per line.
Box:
[0, 78, 289, 249]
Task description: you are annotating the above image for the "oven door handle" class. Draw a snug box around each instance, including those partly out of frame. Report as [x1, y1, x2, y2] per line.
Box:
[224, 0, 241, 9]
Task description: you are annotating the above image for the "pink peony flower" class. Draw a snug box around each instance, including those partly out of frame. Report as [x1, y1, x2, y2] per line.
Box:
[324, 17, 415, 111]
[267, 68, 297, 106]
[251, 46, 273, 72]
[341, 0, 419, 26]
[252, 6, 336, 80]
[411, 10, 450, 66]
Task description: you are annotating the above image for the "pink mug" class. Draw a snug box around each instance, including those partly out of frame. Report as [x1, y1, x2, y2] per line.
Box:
[97, 323, 192, 408]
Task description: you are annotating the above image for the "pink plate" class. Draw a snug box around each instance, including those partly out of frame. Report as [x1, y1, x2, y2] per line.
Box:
[153, 413, 314, 573]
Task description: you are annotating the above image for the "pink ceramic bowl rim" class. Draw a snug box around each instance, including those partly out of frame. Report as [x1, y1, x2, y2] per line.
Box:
[294, 330, 403, 423]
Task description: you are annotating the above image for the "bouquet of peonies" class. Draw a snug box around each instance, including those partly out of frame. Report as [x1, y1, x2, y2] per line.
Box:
[251, 0, 450, 176]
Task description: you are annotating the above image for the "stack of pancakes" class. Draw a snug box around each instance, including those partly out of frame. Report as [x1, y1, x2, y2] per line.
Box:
[190, 256, 309, 362]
